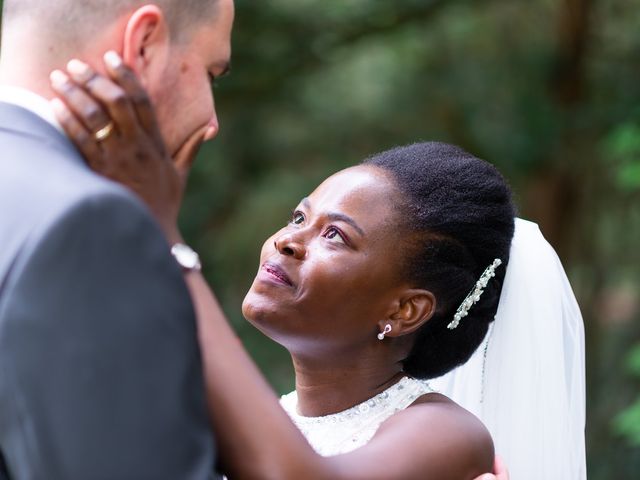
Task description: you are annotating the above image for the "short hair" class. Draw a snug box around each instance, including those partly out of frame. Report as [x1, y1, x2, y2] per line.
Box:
[364, 142, 516, 379]
[2, 0, 219, 44]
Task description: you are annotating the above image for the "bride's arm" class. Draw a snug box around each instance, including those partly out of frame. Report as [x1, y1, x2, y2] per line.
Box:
[49, 54, 497, 480]
[186, 271, 330, 478]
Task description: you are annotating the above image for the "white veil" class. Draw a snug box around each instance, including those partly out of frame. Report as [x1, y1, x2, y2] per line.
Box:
[430, 218, 586, 479]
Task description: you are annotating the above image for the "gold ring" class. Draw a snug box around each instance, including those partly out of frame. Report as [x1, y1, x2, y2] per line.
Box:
[94, 122, 115, 142]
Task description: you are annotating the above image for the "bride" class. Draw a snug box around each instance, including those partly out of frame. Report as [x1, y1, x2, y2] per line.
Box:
[49, 53, 584, 479]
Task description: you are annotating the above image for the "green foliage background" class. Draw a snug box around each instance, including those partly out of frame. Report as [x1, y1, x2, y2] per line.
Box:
[4, 0, 640, 477]
[187, 1, 640, 477]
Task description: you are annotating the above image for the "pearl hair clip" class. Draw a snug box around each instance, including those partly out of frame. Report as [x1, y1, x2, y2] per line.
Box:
[447, 258, 503, 330]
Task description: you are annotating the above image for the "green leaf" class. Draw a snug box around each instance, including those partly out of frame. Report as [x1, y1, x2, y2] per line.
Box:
[616, 163, 640, 190]
[626, 344, 640, 376]
[613, 399, 640, 446]
[606, 123, 640, 160]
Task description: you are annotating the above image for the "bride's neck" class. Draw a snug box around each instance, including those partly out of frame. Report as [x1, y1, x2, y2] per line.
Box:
[290, 353, 405, 417]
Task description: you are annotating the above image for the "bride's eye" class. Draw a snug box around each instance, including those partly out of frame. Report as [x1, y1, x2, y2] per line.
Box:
[290, 211, 305, 225]
[324, 227, 346, 244]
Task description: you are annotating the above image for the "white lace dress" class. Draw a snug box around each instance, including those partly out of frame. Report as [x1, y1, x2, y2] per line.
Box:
[279, 376, 434, 456]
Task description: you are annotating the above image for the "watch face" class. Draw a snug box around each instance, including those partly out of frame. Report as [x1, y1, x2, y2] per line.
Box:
[171, 244, 201, 271]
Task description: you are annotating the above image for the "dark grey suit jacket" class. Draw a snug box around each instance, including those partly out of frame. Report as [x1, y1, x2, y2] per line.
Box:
[0, 103, 218, 479]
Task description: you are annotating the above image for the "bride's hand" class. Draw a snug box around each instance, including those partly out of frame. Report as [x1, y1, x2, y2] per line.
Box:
[474, 455, 510, 480]
[49, 51, 208, 244]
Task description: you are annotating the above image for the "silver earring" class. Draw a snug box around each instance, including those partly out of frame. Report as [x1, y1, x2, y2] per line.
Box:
[377, 324, 392, 341]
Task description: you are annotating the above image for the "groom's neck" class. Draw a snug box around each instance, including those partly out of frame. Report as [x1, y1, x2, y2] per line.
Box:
[0, 22, 111, 99]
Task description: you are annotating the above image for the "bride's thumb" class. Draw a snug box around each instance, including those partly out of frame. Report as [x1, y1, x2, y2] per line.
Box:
[173, 125, 209, 178]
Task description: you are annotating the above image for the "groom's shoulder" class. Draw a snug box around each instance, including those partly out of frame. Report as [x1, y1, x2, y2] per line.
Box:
[0, 136, 158, 266]
[3, 160, 145, 225]
[1, 128, 134, 210]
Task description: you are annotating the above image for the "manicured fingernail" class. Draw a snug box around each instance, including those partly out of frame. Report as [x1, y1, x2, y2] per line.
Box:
[104, 50, 122, 68]
[49, 69, 68, 87]
[67, 59, 89, 76]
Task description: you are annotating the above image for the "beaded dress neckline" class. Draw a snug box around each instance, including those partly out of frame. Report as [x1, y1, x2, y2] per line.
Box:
[280, 376, 435, 456]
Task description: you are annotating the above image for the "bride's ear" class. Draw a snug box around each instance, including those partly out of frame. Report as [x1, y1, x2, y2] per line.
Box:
[122, 5, 171, 86]
[380, 290, 437, 337]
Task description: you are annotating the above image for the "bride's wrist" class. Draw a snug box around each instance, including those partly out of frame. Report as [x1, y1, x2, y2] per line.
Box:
[163, 223, 184, 246]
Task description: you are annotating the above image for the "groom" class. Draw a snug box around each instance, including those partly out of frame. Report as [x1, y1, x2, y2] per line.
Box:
[0, 0, 233, 478]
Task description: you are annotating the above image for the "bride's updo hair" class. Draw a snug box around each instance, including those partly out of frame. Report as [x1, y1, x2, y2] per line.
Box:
[364, 142, 516, 379]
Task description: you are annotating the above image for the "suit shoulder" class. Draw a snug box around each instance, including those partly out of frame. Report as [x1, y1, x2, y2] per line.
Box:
[0, 140, 158, 282]
[0, 128, 145, 226]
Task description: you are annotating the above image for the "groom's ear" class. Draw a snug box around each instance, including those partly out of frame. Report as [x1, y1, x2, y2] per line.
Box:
[122, 5, 171, 87]
[381, 289, 437, 337]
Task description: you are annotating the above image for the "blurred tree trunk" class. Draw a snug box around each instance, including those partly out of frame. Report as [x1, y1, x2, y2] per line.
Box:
[525, 0, 593, 260]
[525, 1, 616, 474]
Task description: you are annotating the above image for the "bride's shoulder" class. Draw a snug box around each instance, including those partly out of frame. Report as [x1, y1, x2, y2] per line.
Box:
[373, 392, 494, 475]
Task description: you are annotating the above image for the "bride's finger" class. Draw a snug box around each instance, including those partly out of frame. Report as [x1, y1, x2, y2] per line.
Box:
[102, 51, 162, 143]
[49, 69, 113, 138]
[50, 97, 103, 168]
[493, 456, 509, 478]
[65, 59, 138, 136]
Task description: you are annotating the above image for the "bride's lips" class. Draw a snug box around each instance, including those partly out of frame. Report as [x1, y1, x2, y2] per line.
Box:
[259, 262, 294, 287]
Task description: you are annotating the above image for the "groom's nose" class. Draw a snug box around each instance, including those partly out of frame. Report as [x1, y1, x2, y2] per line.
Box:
[203, 113, 219, 141]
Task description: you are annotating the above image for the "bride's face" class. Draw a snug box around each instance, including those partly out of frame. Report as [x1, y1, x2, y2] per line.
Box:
[242, 165, 410, 355]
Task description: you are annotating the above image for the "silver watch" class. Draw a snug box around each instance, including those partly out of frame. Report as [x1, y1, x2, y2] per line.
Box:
[171, 243, 202, 272]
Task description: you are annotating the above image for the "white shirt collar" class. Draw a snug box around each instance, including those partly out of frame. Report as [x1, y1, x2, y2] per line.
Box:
[0, 85, 64, 134]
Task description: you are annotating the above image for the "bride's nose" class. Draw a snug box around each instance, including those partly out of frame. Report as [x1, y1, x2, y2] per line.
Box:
[274, 233, 306, 260]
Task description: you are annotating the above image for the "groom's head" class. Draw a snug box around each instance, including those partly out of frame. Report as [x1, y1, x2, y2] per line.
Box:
[0, 0, 234, 153]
